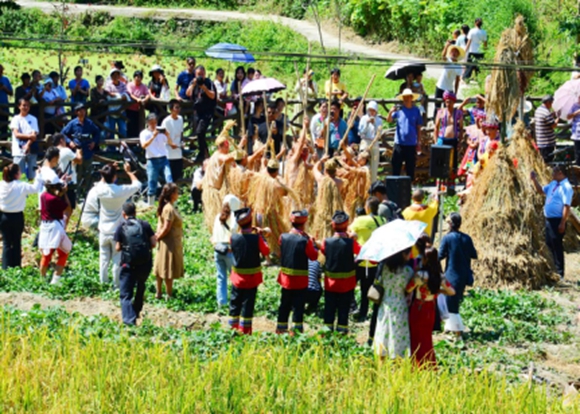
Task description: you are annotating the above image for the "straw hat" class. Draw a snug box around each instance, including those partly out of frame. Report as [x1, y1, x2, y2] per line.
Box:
[397, 88, 420, 101]
[447, 44, 466, 60]
[149, 64, 164, 77]
[267, 158, 279, 170]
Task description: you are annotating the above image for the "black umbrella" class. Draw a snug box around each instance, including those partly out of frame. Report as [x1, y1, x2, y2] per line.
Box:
[384, 61, 427, 81]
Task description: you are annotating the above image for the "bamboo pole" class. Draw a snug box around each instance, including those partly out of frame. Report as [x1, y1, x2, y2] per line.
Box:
[338, 74, 376, 149]
[238, 81, 246, 145]
[365, 125, 383, 152]
[324, 77, 332, 156]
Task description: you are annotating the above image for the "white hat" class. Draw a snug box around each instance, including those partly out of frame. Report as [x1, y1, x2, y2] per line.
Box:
[524, 100, 533, 114]
[109, 68, 121, 77]
[368, 101, 379, 112]
[397, 88, 420, 101]
[149, 64, 164, 76]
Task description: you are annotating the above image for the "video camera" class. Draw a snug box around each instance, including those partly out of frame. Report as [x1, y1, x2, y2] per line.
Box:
[120, 141, 143, 173]
[73, 133, 93, 148]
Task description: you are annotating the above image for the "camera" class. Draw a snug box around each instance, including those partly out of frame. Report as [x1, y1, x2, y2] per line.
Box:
[196, 76, 204, 85]
[73, 133, 93, 147]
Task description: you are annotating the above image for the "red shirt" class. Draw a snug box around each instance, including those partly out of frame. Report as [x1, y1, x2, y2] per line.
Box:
[277, 228, 318, 290]
[321, 233, 361, 293]
[230, 231, 270, 289]
[40, 192, 68, 221]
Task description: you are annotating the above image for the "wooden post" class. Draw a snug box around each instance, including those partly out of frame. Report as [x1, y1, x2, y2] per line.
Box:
[238, 81, 245, 140]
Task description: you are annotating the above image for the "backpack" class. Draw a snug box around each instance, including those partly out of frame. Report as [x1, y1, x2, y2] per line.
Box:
[121, 219, 151, 266]
[381, 200, 404, 221]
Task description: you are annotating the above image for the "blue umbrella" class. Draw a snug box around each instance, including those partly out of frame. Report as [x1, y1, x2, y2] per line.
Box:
[205, 43, 256, 63]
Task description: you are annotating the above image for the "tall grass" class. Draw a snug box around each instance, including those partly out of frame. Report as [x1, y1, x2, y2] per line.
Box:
[0, 320, 565, 413]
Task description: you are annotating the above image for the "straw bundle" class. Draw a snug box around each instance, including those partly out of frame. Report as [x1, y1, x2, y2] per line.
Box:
[289, 162, 316, 210]
[339, 166, 371, 219]
[311, 176, 345, 241]
[462, 122, 559, 289]
[228, 167, 253, 206]
[486, 15, 534, 122]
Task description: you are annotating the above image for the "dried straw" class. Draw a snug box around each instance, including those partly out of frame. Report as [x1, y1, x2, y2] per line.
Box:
[311, 175, 344, 241]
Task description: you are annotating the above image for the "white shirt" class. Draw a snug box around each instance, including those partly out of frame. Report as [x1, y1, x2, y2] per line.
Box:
[0, 177, 43, 212]
[358, 114, 383, 141]
[456, 35, 467, 50]
[310, 113, 325, 139]
[211, 214, 238, 245]
[58, 147, 77, 184]
[214, 80, 227, 100]
[10, 114, 39, 157]
[41, 89, 59, 115]
[191, 167, 204, 190]
[161, 115, 184, 160]
[54, 84, 68, 101]
[139, 128, 168, 159]
[81, 184, 100, 229]
[93, 179, 142, 235]
[467, 27, 487, 54]
[436, 59, 462, 91]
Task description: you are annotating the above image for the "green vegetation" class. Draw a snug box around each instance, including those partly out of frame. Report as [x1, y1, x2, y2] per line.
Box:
[0, 306, 568, 412]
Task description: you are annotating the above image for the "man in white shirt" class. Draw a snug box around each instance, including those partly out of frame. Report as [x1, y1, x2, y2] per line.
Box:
[310, 100, 328, 159]
[140, 112, 176, 205]
[463, 18, 488, 81]
[92, 162, 141, 287]
[10, 98, 39, 180]
[54, 133, 82, 209]
[162, 100, 185, 182]
[434, 45, 463, 118]
[358, 101, 383, 182]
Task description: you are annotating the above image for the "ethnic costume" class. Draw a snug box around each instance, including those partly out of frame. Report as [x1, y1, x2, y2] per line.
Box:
[276, 210, 318, 334]
[321, 211, 360, 334]
[458, 124, 482, 176]
[339, 164, 371, 220]
[311, 164, 344, 241]
[228, 151, 255, 206]
[202, 148, 232, 231]
[229, 208, 270, 335]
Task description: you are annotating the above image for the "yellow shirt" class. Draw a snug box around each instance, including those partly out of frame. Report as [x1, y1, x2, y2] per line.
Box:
[402, 200, 439, 257]
[325, 80, 347, 104]
[349, 214, 386, 267]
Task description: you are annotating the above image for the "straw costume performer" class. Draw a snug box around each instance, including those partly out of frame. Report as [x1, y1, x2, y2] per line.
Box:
[284, 126, 316, 212]
[338, 145, 372, 219]
[311, 156, 345, 241]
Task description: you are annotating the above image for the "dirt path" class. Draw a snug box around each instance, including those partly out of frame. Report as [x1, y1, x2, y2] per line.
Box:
[16, 0, 444, 80]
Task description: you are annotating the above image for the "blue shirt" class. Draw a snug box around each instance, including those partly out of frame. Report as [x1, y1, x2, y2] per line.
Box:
[68, 79, 90, 103]
[61, 117, 100, 160]
[438, 230, 477, 288]
[543, 178, 573, 219]
[308, 259, 322, 291]
[329, 118, 347, 149]
[176, 70, 195, 100]
[0, 76, 13, 105]
[392, 105, 422, 146]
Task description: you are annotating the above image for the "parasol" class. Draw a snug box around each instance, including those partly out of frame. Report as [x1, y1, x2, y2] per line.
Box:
[205, 43, 255, 63]
[241, 77, 286, 96]
[356, 219, 427, 263]
[553, 79, 580, 121]
[384, 61, 426, 81]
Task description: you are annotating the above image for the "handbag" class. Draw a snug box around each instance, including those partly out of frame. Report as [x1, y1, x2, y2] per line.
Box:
[367, 262, 385, 305]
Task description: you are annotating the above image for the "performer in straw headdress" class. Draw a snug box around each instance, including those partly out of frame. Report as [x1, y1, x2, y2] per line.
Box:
[311, 156, 345, 241]
[284, 118, 316, 212]
[228, 144, 265, 205]
[338, 144, 372, 219]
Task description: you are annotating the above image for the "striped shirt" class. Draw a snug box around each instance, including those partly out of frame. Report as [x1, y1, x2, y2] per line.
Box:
[534, 105, 556, 148]
[307, 259, 322, 291]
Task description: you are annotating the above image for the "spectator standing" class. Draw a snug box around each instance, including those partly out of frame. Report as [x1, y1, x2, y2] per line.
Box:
[105, 68, 129, 144]
[531, 166, 572, 279]
[230, 66, 249, 115]
[126, 70, 150, 138]
[39, 79, 62, 135]
[148, 64, 170, 110]
[0, 64, 13, 135]
[438, 213, 477, 339]
[175, 57, 196, 101]
[305, 259, 322, 313]
[387, 89, 423, 180]
[456, 25, 470, 50]
[162, 100, 185, 181]
[310, 100, 328, 159]
[358, 100, 382, 182]
[140, 113, 175, 205]
[191, 159, 206, 213]
[402, 190, 439, 240]
[90, 75, 111, 142]
[324, 68, 348, 107]
[434, 45, 463, 118]
[0, 163, 42, 269]
[53, 133, 82, 209]
[10, 98, 39, 180]
[567, 95, 580, 166]
[92, 163, 141, 287]
[68, 66, 90, 104]
[211, 195, 240, 307]
[324, 100, 347, 156]
[61, 104, 100, 192]
[114, 201, 156, 325]
[463, 18, 488, 81]
[214, 68, 228, 105]
[347, 96, 364, 146]
[154, 183, 184, 299]
[49, 71, 68, 103]
[434, 91, 464, 185]
[534, 95, 559, 163]
[38, 175, 72, 285]
[368, 181, 401, 223]
[186, 65, 216, 163]
[14, 73, 32, 115]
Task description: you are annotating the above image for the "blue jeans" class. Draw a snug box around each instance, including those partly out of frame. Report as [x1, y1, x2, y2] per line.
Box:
[146, 157, 172, 196]
[214, 251, 232, 307]
[13, 154, 38, 180]
[107, 116, 127, 151]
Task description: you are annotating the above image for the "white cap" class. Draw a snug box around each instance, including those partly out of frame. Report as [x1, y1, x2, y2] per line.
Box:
[368, 101, 379, 112]
[109, 68, 121, 77]
[223, 194, 241, 212]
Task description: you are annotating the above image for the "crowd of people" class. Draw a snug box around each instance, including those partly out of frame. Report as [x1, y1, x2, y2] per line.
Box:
[0, 15, 578, 367]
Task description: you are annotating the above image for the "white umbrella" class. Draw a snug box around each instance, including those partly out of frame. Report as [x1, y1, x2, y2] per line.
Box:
[553, 79, 580, 121]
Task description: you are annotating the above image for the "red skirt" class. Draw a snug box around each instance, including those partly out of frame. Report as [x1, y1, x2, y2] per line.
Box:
[409, 299, 437, 367]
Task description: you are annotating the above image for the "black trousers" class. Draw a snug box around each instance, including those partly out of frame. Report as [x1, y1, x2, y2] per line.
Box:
[169, 159, 183, 182]
[126, 109, 141, 138]
[392, 144, 416, 180]
[229, 286, 258, 332]
[277, 288, 306, 332]
[119, 262, 151, 325]
[545, 218, 565, 278]
[539, 146, 555, 164]
[463, 52, 484, 80]
[67, 184, 77, 210]
[191, 187, 202, 212]
[433, 86, 446, 119]
[324, 289, 354, 333]
[195, 113, 212, 163]
[305, 289, 322, 313]
[574, 141, 580, 167]
[0, 211, 24, 269]
[356, 265, 378, 321]
[368, 303, 379, 345]
[0, 113, 8, 137]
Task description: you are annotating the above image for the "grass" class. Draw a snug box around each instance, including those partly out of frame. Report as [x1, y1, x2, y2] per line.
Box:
[0, 305, 570, 412]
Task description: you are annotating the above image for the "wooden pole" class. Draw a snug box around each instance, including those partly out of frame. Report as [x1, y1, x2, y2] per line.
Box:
[365, 125, 383, 152]
[325, 77, 332, 156]
[338, 74, 376, 149]
[238, 81, 245, 142]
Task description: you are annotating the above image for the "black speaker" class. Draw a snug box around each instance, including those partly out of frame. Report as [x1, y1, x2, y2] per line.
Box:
[385, 176, 412, 209]
[430, 145, 453, 179]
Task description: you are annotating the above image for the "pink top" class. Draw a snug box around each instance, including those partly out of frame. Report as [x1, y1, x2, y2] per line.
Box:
[126, 82, 149, 111]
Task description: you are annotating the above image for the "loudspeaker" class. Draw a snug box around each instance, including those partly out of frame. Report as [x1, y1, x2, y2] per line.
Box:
[430, 145, 453, 179]
[385, 176, 412, 209]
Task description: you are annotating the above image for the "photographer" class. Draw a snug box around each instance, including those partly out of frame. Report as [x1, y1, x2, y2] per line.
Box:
[61, 104, 100, 193]
[54, 133, 82, 209]
[140, 113, 177, 205]
[186, 65, 216, 163]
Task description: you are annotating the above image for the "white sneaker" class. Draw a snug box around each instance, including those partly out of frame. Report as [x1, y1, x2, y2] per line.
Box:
[50, 275, 61, 285]
[147, 196, 155, 206]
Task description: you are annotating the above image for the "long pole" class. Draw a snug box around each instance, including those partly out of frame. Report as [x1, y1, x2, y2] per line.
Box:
[325, 77, 332, 156]
[238, 81, 245, 142]
[338, 74, 376, 149]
